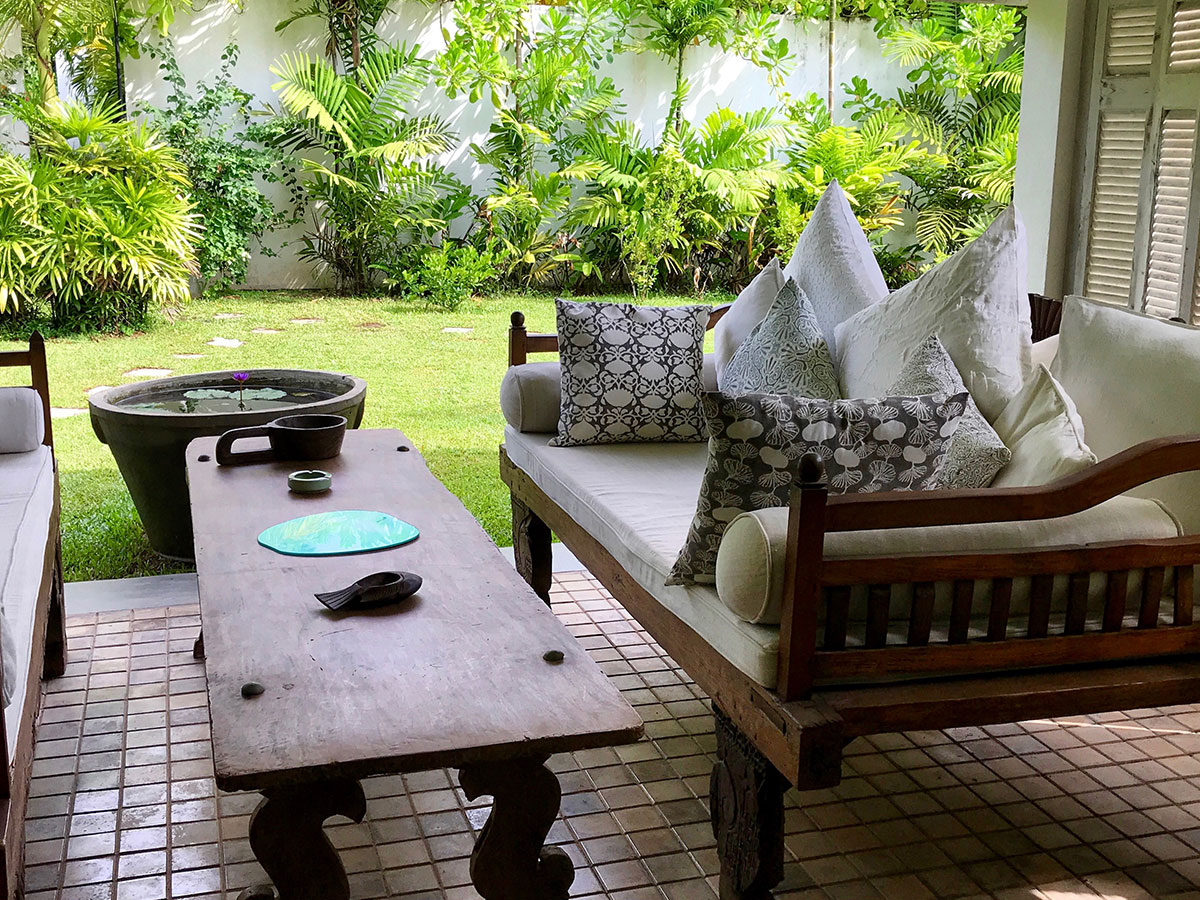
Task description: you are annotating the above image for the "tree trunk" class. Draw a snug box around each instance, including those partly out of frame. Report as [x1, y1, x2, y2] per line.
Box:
[30, 2, 58, 110]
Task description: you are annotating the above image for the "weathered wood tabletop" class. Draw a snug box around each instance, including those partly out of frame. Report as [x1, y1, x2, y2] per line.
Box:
[186, 429, 642, 900]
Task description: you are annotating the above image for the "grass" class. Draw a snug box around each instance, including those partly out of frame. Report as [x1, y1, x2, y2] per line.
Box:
[0, 289, 728, 583]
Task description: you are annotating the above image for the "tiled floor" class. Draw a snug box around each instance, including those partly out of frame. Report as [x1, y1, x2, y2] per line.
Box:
[24, 572, 1200, 900]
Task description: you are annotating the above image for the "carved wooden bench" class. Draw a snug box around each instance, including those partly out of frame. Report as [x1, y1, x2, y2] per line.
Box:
[500, 297, 1200, 900]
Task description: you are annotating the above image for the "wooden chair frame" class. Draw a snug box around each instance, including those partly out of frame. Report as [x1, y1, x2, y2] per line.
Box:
[501, 301, 1200, 899]
[0, 334, 66, 899]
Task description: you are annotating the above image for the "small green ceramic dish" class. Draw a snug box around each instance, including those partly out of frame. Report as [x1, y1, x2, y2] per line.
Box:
[288, 469, 333, 494]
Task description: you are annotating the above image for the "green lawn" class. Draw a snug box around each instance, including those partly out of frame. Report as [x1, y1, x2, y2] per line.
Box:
[0, 289, 727, 583]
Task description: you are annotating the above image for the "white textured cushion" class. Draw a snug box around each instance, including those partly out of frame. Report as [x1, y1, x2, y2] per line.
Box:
[720, 280, 839, 399]
[888, 335, 1011, 488]
[991, 365, 1097, 487]
[716, 495, 1182, 625]
[835, 206, 1032, 421]
[1031, 333, 1059, 370]
[781, 181, 888, 357]
[503, 428, 782, 687]
[713, 258, 784, 385]
[1052, 296, 1200, 532]
[0, 388, 45, 453]
[500, 356, 718, 433]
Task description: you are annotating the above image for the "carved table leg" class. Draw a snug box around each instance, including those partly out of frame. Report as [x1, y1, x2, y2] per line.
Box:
[42, 537, 67, 679]
[458, 755, 573, 900]
[512, 496, 553, 605]
[710, 706, 787, 900]
[193, 631, 205, 660]
[239, 778, 366, 900]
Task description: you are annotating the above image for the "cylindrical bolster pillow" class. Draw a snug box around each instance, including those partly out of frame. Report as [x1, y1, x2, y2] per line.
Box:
[500, 354, 719, 433]
[0, 387, 45, 453]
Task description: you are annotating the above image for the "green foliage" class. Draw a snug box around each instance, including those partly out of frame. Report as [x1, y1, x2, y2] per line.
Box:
[268, 44, 464, 293]
[142, 44, 294, 295]
[375, 242, 499, 310]
[276, 0, 393, 71]
[0, 99, 199, 330]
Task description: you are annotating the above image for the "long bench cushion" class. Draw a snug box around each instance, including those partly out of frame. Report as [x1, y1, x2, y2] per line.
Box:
[0, 446, 54, 761]
[501, 354, 720, 434]
[504, 427, 782, 687]
[1053, 296, 1200, 533]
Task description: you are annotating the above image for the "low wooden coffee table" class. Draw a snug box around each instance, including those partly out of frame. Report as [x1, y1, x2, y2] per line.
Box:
[186, 429, 643, 900]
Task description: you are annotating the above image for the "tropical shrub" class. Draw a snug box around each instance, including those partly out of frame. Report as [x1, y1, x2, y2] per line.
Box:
[0, 99, 199, 330]
[269, 45, 463, 293]
[143, 44, 293, 295]
[375, 243, 498, 310]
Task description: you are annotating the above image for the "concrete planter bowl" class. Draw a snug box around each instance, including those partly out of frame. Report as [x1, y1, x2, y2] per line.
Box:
[89, 369, 367, 560]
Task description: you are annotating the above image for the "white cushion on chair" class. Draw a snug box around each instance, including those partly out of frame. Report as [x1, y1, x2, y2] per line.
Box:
[834, 205, 1032, 421]
[1052, 296, 1200, 533]
[713, 258, 784, 386]
[0, 388, 45, 453]
[990, 365, 1097, 488]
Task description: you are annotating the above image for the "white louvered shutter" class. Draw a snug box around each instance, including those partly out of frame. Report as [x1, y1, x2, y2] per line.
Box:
[1079, 1, 1200, 321]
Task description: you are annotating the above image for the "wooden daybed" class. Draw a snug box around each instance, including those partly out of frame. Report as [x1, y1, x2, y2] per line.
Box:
[500, 297, 1200, 900]
[0, 335, 67, 899]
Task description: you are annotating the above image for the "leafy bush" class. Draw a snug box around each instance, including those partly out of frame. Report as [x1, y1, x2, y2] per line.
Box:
[0, 99, 199, 331]
[375, 243, 498, 310]
[269, 45, 464, 293]
[143, 44, 293, 295]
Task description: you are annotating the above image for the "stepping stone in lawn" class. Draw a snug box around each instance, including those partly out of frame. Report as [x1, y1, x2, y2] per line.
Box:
[250, 328, 282, 335]
[289, 317, 323, 325]
[208, 337, 242, 348]
[124, 368, 173, 378]
[174, 353, 204, 360]
[441, 327, 474, 334]
[51, 408, 86, 419]
[214, 313, 244, 320]
[358, 322, 386, 330]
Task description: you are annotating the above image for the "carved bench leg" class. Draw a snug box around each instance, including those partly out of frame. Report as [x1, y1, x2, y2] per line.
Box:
[458, 755, 573, 900]
[42, 537, 66, 679]
[512, 495, 552, 605]
[710, 705, 787, 900]
[240, 778, 366, 900]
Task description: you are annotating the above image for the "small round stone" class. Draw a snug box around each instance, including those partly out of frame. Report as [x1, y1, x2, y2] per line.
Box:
[543, 650, 565, 664]
[241, 682, 265, 698]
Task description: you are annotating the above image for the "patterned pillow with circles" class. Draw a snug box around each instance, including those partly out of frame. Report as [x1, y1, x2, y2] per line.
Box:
[667, 389, 969, 584]
[552, 299, 711, 447]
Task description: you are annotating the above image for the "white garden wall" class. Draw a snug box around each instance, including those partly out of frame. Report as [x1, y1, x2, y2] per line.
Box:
[121, 3, 918, 289]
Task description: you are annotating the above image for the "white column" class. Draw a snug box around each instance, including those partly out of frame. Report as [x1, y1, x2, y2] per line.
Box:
[1014, 0, 1087, 298]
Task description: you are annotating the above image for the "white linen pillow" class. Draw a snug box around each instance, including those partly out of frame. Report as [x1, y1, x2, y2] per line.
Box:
[888, 335, 1011, 488]
[834, 205, 1032, 421]
[0, 387, 45, 453]
[990, 365, 1096, 487]
[713, 258, 784, 385]
[721, 279, 840, 399]
[1051, 296, 1200, 532]
[780, 181, 888, 356]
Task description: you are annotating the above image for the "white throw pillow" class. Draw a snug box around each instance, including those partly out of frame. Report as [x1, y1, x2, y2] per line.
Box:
[834, 205, 1032, 421]
[780, 181, 888, 356]
[888, 335, 1011, 488]
[990, 365, 1096, 487]
[1052, 296, 1200, 532]
[0, 387, 45, 453]
[721, 279, 840, 399]
[713, 258, 784, 385]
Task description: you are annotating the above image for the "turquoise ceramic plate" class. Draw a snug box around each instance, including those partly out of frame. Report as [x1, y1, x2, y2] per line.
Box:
[258, 510, 419, 557]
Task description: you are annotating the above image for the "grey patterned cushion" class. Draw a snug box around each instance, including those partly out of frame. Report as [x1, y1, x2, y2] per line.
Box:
[720, 279, 840, 400]
[888, 335, 1012, 489]
[552, 299, 711, 447]
[667, 390, 969, 584]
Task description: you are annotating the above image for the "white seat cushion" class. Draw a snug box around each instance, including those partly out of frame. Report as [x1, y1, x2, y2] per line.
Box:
[1052, 297, 1200, 532]
[835, 205, 1032, 421]
[0, 446, 54, 758]
[716, 496, 1182, 625]
[504, 428, 782, 687]
[780, 181, 889, 357]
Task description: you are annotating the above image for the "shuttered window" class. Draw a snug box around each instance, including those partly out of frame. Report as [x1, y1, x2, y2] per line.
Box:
[1078, 0, 1200, 321]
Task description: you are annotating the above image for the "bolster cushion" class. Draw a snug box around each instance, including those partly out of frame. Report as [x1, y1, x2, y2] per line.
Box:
[715, 496, 1183, 625]
[500, 355, 719, 433]
[0, 388, 45, 453]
